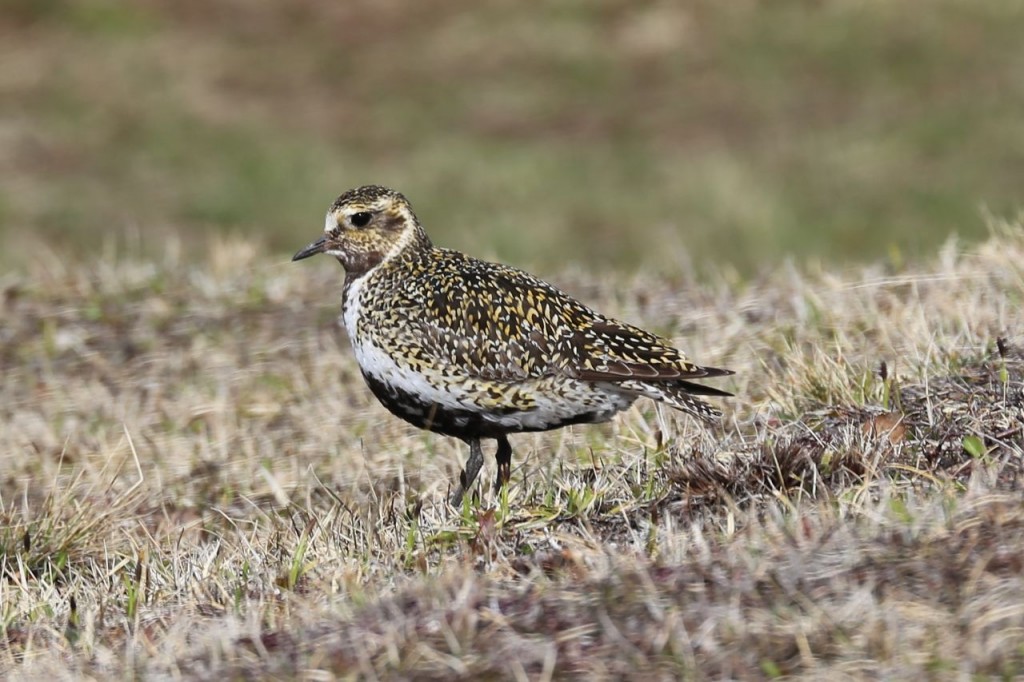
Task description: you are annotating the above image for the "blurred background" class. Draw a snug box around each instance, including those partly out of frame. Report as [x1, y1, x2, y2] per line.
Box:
[2, 0, 1022, 277]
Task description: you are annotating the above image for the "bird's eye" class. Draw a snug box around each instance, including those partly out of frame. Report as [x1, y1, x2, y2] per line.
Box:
[350, 212, 372, 228]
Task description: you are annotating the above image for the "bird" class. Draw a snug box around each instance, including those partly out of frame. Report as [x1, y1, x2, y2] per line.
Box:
[292, 185, 733, 506]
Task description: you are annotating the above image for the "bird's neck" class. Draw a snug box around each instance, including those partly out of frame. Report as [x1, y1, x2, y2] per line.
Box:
[391, 223, 433, 262]
[342, 225, 433, 302]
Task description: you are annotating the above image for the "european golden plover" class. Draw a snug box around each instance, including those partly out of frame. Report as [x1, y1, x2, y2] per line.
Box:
[293, 185, 733, 505]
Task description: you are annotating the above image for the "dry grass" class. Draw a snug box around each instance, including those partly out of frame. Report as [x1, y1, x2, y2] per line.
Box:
[1, 221, 1023, 679]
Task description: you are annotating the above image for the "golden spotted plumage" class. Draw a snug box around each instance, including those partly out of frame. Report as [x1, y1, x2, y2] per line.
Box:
[293, 185, 733, 505]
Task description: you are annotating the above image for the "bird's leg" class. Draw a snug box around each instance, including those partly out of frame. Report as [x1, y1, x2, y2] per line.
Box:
[494, 435, 512, 494]
[450, 438, 485, 507]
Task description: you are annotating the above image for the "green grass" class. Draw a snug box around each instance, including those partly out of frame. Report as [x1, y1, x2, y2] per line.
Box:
[3, 0, 1023, 274]
[1, 220, 1022, 677]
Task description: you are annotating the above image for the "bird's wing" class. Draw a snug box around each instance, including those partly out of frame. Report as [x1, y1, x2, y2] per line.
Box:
[570, 318, 733, 384]
[403, 256, 730, 385]
[406, 262, 573, 381]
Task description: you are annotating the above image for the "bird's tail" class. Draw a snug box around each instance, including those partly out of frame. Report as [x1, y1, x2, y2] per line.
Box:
[616, 379, 730, 424]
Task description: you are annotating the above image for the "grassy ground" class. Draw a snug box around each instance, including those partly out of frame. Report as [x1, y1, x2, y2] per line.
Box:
[1, 218, 1022, 678]
[4, 1, 1024, 677]
[3, 0, 1024, 274]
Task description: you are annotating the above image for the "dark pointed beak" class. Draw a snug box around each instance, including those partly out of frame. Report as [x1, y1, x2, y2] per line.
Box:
[292, 236, 327, 262]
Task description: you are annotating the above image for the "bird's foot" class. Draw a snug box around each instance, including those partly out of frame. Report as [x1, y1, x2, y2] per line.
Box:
[493, 459, 511, 494]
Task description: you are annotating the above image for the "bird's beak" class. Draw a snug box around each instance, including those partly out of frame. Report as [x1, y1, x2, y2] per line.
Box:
[292, 236, 328, 262]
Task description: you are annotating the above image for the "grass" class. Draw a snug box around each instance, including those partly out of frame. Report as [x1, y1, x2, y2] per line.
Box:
[3, 1, 1024, 675]
[3, 0, 1024, 274]
[1, 217, 1022, 678]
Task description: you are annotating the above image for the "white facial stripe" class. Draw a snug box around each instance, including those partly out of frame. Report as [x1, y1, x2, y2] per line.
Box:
[342, 274, 365, 339]
[324, 211, 335, 234]
[382, 207, 415, 261]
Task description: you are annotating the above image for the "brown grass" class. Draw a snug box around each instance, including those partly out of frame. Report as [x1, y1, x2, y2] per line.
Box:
[1, 220, 1023, 678]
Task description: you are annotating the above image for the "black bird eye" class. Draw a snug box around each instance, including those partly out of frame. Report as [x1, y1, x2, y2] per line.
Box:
[350, 212, 372, 228]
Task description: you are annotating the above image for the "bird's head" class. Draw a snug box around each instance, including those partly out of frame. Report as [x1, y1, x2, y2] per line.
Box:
[292, 185, 430, 275]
